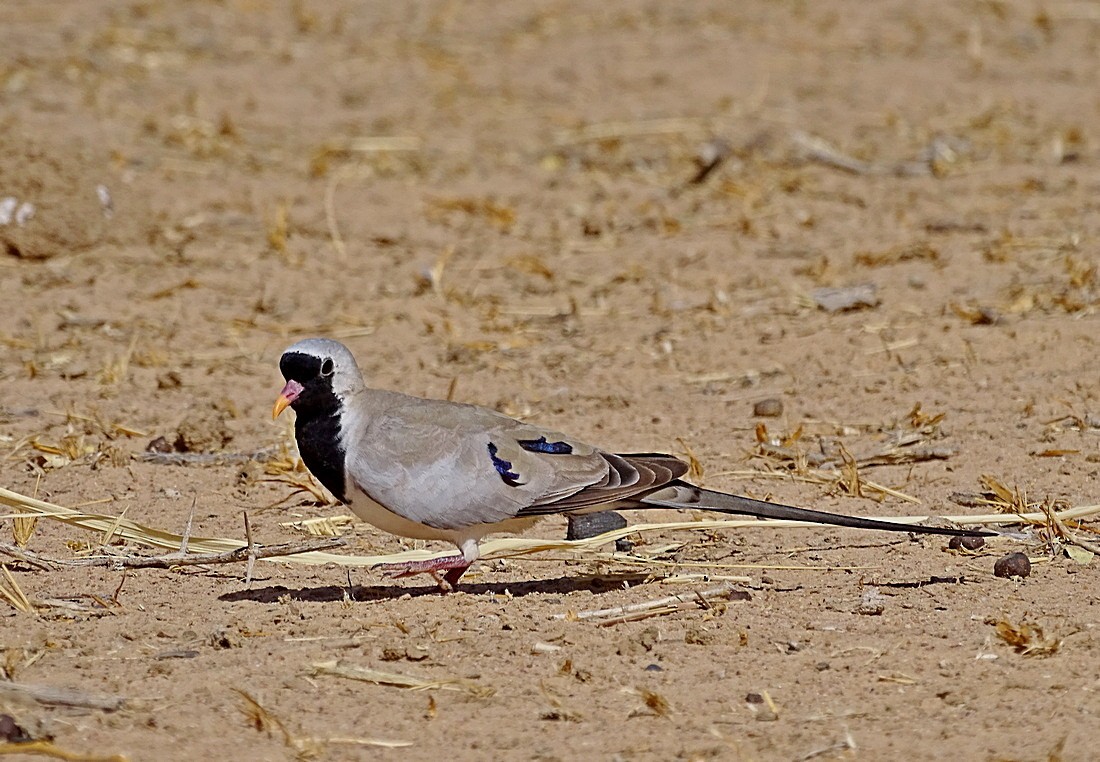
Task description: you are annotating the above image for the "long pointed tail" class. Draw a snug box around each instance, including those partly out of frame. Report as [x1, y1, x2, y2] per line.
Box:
[639, 482, 992, 537]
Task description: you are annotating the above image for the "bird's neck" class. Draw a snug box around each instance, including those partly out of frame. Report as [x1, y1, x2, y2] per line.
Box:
[293, 400, 349, 503]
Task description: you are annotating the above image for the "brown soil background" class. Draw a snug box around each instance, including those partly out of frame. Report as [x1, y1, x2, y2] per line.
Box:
[3, 2, 1100, 760]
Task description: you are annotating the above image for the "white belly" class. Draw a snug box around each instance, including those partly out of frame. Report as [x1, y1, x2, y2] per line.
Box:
[344, 492, 540, 546]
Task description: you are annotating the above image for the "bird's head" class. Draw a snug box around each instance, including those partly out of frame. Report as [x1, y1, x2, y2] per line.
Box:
[273, 338, 363, 419]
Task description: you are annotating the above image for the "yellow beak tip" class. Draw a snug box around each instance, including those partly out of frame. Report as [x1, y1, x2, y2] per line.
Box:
[272, 396, 291, 420]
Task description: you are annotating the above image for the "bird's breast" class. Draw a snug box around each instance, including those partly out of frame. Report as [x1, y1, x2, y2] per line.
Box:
[294, 411, 348, 503]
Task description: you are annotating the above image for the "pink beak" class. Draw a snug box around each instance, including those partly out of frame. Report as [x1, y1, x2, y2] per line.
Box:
[272, 379, 305, 419]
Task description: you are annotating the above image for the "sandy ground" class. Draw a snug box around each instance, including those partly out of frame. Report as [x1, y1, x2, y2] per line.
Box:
[2, 1, 1100, 759]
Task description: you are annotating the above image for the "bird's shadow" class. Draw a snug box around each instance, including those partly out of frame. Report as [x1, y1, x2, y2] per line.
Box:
[219, 572, 652, 604]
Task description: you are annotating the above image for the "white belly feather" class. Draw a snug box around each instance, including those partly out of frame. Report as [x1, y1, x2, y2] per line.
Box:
[344, 490, 540, 546]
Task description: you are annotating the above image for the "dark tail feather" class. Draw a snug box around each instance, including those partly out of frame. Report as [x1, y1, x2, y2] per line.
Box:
[639, 482, 993, 538]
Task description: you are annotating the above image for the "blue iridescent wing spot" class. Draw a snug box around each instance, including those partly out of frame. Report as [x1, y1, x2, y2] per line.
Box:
[516, 436, 573, 455]
[487, 442, 523, 487]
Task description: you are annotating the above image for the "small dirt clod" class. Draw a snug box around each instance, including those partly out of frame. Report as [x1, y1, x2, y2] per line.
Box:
[993, 552, 1031, 579]
[949, 535, 986, 551]
[752, 398, 783, 417]
[0, 714, 32, 744]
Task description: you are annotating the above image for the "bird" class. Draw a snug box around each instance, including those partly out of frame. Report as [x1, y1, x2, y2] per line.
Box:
[273, 338, 989, 589]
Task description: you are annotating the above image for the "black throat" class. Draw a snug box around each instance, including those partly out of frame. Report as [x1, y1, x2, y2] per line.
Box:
[292, 393, 349, 504]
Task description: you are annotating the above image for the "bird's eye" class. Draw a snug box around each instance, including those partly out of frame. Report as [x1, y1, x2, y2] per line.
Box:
[320, 358, 335, 377]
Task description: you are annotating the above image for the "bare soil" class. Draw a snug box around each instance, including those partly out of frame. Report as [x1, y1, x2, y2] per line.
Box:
[3, 2, 1100, 760]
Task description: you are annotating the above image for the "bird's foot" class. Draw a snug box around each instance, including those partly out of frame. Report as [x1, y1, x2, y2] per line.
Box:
[375, 555, 471, 592]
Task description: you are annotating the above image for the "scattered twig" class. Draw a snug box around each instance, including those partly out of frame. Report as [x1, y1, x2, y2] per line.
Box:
[139, 446, 282, 466]
[236, 688, 411, 752]
[554, 117, 709, 146]
[0, 740, 127, 762]
[556, 583, 739, 625]
[243, 511, 257, 585]
[236, 688, 300, 750]
[2, 537, 346, 570]
[179, 497, 196, 555]
[111, 570, 127, 604]
[322, 164, 365, 259]
[756, 439, 954, 471]
[0, 680, 125, 711]
[1038, 500, 1100, 555]
[792, 130, 877, 174]
[346, 136, 421, 153]
[798, 730, 857, 761]
[34, 597, 116, 616]
[685, 137, 731, 186]
[716, 464, 923, 504]
[1, 486, 1093, 572]
[791, 130, 933, 177]
[313, 660, 495, 698]
[0, 543, 57, 571]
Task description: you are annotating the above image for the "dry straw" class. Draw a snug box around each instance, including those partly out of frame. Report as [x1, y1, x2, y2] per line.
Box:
[2, 486, 1099, 570]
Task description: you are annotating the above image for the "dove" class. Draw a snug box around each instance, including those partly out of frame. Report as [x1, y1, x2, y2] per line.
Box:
[273, 338, 989, 589]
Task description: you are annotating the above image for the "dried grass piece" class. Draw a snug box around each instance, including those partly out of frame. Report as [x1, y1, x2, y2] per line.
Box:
[854, 242, 939, 268]
[1036, 499, 1100, 557]
[323, 737, 414, 750]
[11, 512, 36, 549]
[0, 740, 127, 762]
[837, 443, 864, 499]
[239, 689, 416, 751]
[539, 680, 583, 722]
[313, 661, 494, 698]
[791, 130, 940, 176]
[554, 117, 708, 146]
[557, 583, 739, 625]
[951, 303, 1001, 325]
[139, 446, 281, 466]
[15, 536, 345, 571]
[676, 437, 704, 482]
[241, 688, 418, 750]
[0, 565, 33, 613]
[12, 479, 38, 548]
[279, 515, 355, 537]
[993, 618, 1066, 657]
[811, 284, 880, 312]
[427, 197, 515, 231]
[261, 454, 341, 508]
[235, 688, 321, 757]
[636, 687, 672, 717]
[798, 732, 857, 760]
[0, 486, 1096, 572]
[0, 680, 124, 711]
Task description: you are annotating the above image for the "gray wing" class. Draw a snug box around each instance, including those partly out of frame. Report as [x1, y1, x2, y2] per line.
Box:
[344, 396, 686, 531]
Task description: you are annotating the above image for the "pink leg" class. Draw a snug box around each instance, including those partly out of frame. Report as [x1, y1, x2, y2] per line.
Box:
[376, 554, 471, 592]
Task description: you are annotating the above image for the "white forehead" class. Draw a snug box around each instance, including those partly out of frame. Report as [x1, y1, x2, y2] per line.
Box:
[282, 337, 356, 364]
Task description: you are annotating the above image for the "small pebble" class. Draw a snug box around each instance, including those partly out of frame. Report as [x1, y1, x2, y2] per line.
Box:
[948, 535, 986, 551]
[146, 436, 173, 454]
[644, 663, 663, 672]
[993, 552, 1031, 579]
[0, 714, 30, 743]
[157, 370, 183, 390]
[753, 398, 783, 417]
[745, 692, 764, 704]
